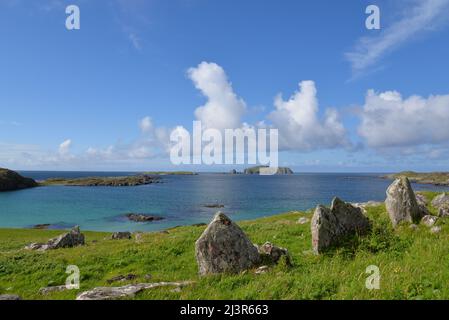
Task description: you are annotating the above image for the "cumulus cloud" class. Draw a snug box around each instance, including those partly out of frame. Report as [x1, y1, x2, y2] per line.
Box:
[358, 89, 449, 149]
[267, 81, 349, 151]
[58, 139, 72, 156]
[188, 62, 246, 130]
[346, 0, 449, 75]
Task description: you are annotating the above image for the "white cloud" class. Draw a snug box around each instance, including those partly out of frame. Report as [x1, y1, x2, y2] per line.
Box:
[58, 139, 72, 156]
[188, 62, 246, 131]
[268, 81, 349, 151]
[346, 0, 449, 75]
[358, 89, 449, 148]
[139, 116, 153, 133]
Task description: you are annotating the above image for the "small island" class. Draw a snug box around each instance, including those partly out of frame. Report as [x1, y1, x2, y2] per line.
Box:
[243, 166, 294, 175]
[0, 168, 38, 192]
[41, 175, 160, 187]
[383, 171, 449, 186]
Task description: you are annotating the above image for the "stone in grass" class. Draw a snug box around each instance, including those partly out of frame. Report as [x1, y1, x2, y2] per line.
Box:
[431, 193, 449, 209]
[431, 226, 442, 234]
[257, 242, 292, 266]
[297, 217, 310, 225]
[254, 266, 269, 275]
[421, 215, 439, 227]
[195, 212, 260, 276]
[39, 285, 68, 295]
[439, 205, 449, 218]
[385, 177, 423, 228]
[0, 294, 21, 300]
[311, 197, 371, 254]
[25, 226, 85, 251]
[110, 232, 132, 240]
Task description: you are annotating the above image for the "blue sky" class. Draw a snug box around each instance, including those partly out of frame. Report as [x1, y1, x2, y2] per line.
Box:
[1, 0, 449, 172]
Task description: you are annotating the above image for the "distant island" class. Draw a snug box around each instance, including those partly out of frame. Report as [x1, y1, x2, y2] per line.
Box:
[40, 175, 160, 187]
[142, 171, 197, 176]
[243, 166, 293, 175]
[383, 171, 449, 186]
[0, 168, 37, 192]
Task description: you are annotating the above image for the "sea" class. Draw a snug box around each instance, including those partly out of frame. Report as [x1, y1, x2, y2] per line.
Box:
[0, 172, 447, 232]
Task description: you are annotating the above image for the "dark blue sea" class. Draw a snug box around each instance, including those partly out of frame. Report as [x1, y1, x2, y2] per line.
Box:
[0, 172, 447, 232]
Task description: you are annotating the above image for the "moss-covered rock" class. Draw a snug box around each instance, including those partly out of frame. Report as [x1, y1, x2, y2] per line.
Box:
[0, 168, 38, 192]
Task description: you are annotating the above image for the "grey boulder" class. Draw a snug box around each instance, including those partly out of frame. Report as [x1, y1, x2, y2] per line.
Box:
[421, 215, 439, 227]
[25, 226, 85, 251]
[432, 193, 449, 209]
[257, 242, 292, 266]
[111, 232, 132, 240]
[195, 212, 260, 275]
[385, 177, 423, 228]
[311, 197, 371, 254]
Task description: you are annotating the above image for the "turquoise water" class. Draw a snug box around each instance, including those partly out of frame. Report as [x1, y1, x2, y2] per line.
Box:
[0, 172, 447, 232]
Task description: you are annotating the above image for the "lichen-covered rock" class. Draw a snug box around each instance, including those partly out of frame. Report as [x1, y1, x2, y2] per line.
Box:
[385, 177, 423, 228]
[0, 168, 37, 192]
[111, 232, 131, 240]
[25, 226, 85, 251]
[195, 212, 260, 275]
[432, 193, 449, 209]
[311, 197, 371, 254]
[439, 205, 449, 218]
[257, 242, 292, 266]
[76, 281, 194, 300]
[421, 215, 439, 227]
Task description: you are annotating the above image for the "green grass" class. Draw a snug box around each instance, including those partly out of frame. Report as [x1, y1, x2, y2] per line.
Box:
[1, 191, 449, 300]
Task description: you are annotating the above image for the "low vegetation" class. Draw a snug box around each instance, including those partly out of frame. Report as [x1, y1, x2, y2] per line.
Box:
[40, 175, 160, 187]
[384, 172, 449, 186]
[0, 191, 448, 300]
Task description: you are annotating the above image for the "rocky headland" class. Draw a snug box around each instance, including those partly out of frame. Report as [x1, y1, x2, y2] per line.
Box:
[0, 168, 38, 192]
[41, 174, 160, 187]
[383, 171, 449, 186]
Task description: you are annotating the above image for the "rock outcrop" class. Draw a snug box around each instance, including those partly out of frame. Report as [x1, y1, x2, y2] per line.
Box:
[385, 177, 423, 228]
[111, 232, 132, 240]
[421, 215, 439, 227]
[311, 197, 371, 254]
[195, 212, 260, 275]
[0, 168, 37, 192]
[25, 226, 85, 251]
[432, 193, 449, 209]
[76, 281, 194, 300]
[257, 242, 292, 266]
[125, 213, 164, 222]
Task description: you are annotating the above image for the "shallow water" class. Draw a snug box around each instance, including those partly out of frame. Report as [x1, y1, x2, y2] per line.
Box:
[0, 172, 447, 232]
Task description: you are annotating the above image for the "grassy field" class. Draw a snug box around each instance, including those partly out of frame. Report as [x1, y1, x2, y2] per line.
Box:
[1, 191, 449, 300]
